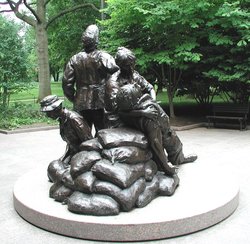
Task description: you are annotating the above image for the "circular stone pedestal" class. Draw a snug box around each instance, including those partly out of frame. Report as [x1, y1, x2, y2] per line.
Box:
[13, 163, 239, 242]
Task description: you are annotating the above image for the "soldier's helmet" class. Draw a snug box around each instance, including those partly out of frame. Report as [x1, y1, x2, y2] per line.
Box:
[40, 95, 63, 112]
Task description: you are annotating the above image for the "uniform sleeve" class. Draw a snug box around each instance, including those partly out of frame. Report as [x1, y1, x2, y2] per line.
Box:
[134, 71, 153, 94]
[62, 59, 76, 102]
[100, 52, 119, 75]
[105, 72, 120, 111]
[71, 116, 93, 142]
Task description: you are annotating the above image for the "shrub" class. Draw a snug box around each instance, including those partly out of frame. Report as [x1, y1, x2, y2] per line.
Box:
[0, 102, 54, 129]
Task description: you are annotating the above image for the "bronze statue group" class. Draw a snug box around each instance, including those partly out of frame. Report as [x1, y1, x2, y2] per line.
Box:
[40, 25, 197, 216]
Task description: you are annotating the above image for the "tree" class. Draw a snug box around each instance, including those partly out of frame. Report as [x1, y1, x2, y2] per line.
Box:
[101, 0, 203, 117]
[0, 0, 99, 101]
[24, 25, 38, 82]
[171, 0, 250, 106]
[102, 0, 250, 117]
[47, 0, 100, 81]
[201, 0, 250, 104]
[178, 64, 219, 108]
[0, 15, 29, 107]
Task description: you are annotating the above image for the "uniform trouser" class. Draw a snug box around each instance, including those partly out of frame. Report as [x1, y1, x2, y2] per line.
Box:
[143, 120, 176, 175]
[79, 109, 104, 132]
[162, 129, 185, 165]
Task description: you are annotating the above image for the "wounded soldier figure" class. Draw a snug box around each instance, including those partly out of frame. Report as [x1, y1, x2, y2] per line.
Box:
[116, 84, 197, 176]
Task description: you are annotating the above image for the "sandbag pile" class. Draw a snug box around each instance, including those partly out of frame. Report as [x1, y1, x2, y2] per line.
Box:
[48, 127, 180, 216]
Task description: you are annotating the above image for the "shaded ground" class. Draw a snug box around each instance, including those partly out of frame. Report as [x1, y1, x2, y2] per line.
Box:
[170, 115, 205, 127]
[163, 103, 207, 127]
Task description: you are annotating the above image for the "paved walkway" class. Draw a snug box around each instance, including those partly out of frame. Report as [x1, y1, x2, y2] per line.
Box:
[0, 127, 250, 244]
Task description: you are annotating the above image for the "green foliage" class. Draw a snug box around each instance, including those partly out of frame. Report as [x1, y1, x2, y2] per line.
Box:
[203, 0, 250, 88]
[101, 0, 250, 111]
[218, 81, 250, 104]
[101, 0, 216, 117]
[0, 16, 31, 108]
[24, 27, 38, 82]
[0, 103, 51, 130]
[0, 81, 72, 130]
[10, 82, 64, 101]
[47, 0, 100, 70]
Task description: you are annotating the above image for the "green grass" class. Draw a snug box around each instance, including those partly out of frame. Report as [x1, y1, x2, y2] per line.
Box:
[10, 82, 64, 102]
[156, 89, 197, 106]
[0, 103, 54, 130]
[51, 82, 65, 97]
[156, 88, 226, 105]
[157, 90, 233, 117]
[1, 84, 225, 130]
[1, 82, 73, 130]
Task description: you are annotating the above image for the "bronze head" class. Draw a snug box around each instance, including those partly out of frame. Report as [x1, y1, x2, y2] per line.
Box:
[116, 83, 142, 111]
[82, 24, 99, 51]
[40, 95, 63, 120]
[115, 47, 136, 73]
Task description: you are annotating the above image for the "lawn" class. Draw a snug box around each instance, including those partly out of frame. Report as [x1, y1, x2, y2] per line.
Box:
[10, 82, 64, 102]
[0, 82, 71, 130]
[157, 89, 197, 105]
[1, 83, 212, 130]
[10, 83, 198, 105]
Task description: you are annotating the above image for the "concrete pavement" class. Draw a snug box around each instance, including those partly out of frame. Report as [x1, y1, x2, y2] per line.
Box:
[0, 127, 250, 244]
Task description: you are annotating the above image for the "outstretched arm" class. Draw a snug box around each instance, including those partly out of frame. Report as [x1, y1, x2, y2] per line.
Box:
[119, 110, 144, 118]
[119, 105, 158, 120]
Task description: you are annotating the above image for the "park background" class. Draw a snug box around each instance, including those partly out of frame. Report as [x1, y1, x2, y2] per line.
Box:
[0, 0, 249, 130]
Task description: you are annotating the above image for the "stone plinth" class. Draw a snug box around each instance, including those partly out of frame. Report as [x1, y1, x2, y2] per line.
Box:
[13, 163, 239, 241]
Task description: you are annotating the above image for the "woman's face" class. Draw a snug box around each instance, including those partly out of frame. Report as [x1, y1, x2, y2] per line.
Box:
[117, 60, 135, 74]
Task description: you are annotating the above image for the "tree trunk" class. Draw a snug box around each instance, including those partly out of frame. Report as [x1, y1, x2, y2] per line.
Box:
[35, 23, 51, 101]
[56, 71, 60, 81]
[51, 69, 60, 82]
[6, 0, 98, 101]
[161, 64, 175, 118]
[168, 89, 175, 118]
[2, 86, 8, 108]
[36, 1, 51, 101]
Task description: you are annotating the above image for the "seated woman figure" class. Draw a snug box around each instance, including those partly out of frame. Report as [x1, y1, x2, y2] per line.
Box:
[116, 84, 197, 176]
[105, 47, 156, 128]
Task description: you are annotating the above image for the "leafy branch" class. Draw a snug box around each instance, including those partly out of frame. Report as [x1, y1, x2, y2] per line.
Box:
[0, 0, 36, 26]
[23, 0, 41, 23]
[46, 3, 99, 29]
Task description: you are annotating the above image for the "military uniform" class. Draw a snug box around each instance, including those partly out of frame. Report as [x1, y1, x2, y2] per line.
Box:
[105, 70, 154, 128]
[59, 108, 93, 156]
[63, 50, 118, 131]
[119, 93, 185, 167]
[63, 25, 119, 132]
[40, 95, 93, 162]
